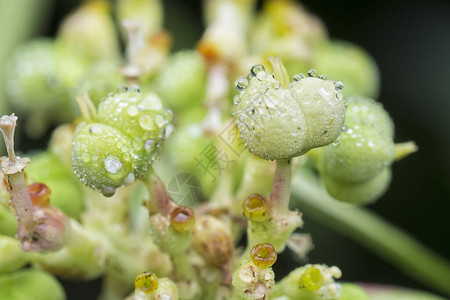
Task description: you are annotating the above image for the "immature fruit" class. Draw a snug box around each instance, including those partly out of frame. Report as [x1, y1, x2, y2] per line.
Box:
[135, 272, 159, 294]
[250, 243, 277, 268]
[233, 61, 346, 160]
[320, 96, 395, 204]
[153, 51, 206, 110]
[4, 39, 86, 136]
[72, 87, 173, 196]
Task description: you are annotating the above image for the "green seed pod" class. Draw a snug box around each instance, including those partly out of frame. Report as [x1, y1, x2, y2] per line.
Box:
[57, 0, 120, 62]
[233, 60, 346, 160]
[313, 40, 380, 99]
[97, 87, 173, 176]
[72, 122, 138, 197]
[153, 51, 206, 111]
[0, 235, 28, 273]
[320, 96, 395, 204]
[4, 39, 86, 136]
[0, 269, 66, 300]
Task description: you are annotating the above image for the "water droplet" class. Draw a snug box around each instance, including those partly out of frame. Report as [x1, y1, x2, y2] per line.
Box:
[256, 72, 267, 81]
[138, 95, 163, 111]
[332, 140, 340, 147]
[101, 186, 116, 197]
[308, 69, 318, 77]
[104, 155, 122, 174]
[322, 131, 329, 139]
[108, 92, 114, 98]
[282, 89, 292, 98]
[165, 124, 174, 138]
[319, 74, 327, 80]
[293, 73, 305, 81]
[127, 105, 138, 116]
[247, 74, 253, 81]
[341, 125, 348, 132]
[313, 94, 322, 102]
[145, 140, 156, 152]
[235, 76, 249, 92]
[271, 81, 281, 90]
[155, 114, 166, 127]
[335, 93, 343, 100]
[233, 95, 240, 105]
[118, 86, 128, 93]
[320, 81, 335, 95]
[251, 64, 265, 77]
[164, 109, 173, 121]
[334, 81, 344, 91]
[129, 85, 140, 93]
[89, 125, 102, 135]
[122, 172, 135, 186]
[139, 115, 155, 131]
[81, 153, 91, 162]
[368, 140, 375, 148]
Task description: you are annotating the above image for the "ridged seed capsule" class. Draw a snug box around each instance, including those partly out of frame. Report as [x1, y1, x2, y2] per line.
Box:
[170, 206, 195, 232]
[135, 272, 159, 294]
[250, 243, 277, 268]
[243, 194, 269, 222]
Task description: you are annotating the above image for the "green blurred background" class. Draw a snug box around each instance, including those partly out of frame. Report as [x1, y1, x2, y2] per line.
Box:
[0, 0, 449, 298]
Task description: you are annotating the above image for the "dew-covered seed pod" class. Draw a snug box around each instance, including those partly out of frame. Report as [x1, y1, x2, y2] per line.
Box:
[192, 215, 234, 267]
[97, 87, 173, 176]
[153, 51, 206, 110]
[313, 40, 380, 99]
[4, 39, 86, 136]
[233, 60, 346, 160]
[72, 87, 173, 196]
[243, 194, 269, 222]
[250, 243, 277, 268]
[0, 269, 66, 300]
[319, 96, 395, 204]
[72, 123, 138, 197]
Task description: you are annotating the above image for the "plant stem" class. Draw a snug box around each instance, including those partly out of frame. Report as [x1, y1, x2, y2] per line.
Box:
[270, 159, 292, 214]
[291, 167, 450, 297]
[143, 166, 174, 217]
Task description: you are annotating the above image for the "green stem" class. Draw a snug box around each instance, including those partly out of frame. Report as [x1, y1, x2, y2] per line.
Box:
[291, 167, 450, 297]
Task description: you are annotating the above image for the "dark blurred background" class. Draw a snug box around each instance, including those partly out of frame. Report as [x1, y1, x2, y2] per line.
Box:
[2, 0, 450, 298]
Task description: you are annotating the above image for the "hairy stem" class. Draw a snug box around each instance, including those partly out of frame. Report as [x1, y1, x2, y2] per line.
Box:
[292, 167, 450, 297]
[268, 56, 290, 89]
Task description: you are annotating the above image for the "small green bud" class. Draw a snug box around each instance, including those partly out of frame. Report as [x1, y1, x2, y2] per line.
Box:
[0, 269, 66, 300]
[153, 51, 206, 110]
[4, 39, 86, 136]
[250, 243, 277, 269]
[243, 194, 269, 222]
[233, 58, 346, 160]
[57, 0, 120, 62]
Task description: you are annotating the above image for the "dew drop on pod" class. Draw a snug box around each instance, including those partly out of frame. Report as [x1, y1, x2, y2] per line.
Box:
[319, 96, 395, 205]
[72, 86, 173, 197]
[233, 57, 346, 161]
